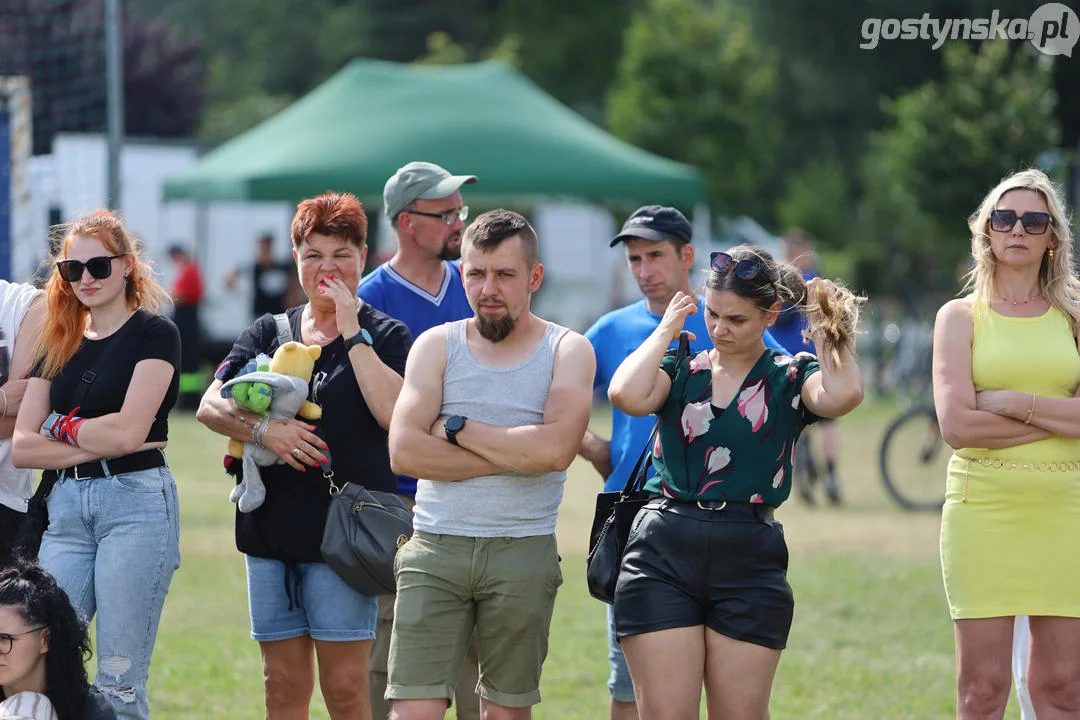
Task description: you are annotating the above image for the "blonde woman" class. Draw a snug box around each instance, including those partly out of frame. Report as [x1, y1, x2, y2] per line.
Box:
[933, 168, 1080, 718]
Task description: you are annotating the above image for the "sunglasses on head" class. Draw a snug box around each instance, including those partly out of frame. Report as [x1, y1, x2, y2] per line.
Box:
[989, 209, 1052, 235]
[710, 252, 767, 280]
[56, 254, 128, 283]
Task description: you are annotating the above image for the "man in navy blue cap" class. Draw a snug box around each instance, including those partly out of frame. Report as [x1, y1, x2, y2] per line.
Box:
[579, 205, 787, 719]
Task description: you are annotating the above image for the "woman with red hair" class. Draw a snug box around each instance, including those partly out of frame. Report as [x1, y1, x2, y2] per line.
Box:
[11, 210, 180, 720]
[197, 191, 411, 719]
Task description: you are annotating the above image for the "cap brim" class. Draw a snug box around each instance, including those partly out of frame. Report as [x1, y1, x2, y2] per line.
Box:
[417, 175, 478, 200]
[609, 227, 670, 247]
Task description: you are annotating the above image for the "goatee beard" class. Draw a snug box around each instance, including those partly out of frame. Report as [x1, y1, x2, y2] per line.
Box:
[439, 235, 462, 261]
[477, 313, 514, 342]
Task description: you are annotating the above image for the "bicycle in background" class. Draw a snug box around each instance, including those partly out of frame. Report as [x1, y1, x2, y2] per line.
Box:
[879, 403, 946, 511]
[877, 329, 946, 512]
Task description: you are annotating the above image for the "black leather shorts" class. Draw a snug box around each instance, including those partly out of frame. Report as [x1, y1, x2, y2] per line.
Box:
[613, 498, 794, 650]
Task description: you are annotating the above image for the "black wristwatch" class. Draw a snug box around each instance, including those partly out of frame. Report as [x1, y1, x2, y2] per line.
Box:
[444, 415, 467, 446]
[344, 328, 373, 352]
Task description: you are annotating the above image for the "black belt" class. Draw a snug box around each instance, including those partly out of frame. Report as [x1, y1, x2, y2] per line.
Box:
[59, 449, 167, 480]
[646, 497, 777, 523]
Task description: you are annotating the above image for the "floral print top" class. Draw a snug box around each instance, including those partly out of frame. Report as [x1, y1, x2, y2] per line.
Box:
[647, 348, 822, 505]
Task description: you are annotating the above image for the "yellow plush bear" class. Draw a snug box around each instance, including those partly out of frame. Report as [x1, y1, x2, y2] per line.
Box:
[220, 341, 323, 512]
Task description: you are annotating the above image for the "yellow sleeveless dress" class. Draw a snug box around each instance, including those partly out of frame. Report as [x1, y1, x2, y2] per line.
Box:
[940, 301, 1080, 619]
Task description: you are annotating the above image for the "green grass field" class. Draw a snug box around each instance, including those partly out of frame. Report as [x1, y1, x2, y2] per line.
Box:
[135, 399, 1022, 719]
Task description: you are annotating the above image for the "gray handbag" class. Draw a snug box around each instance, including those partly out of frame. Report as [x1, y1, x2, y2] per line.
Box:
[320, 466, 414, 596]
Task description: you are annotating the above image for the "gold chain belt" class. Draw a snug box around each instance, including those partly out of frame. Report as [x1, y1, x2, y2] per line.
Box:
[956, 453, 1080, 503]
[955, 454, 1080, 473]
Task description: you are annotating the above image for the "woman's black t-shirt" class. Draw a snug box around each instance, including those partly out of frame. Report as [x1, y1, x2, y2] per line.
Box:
[215, 304, 412, 562]
[41, 309, 180, 443]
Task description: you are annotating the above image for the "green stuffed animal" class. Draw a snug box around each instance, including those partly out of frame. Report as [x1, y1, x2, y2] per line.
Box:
[230, 353, 273, 415]
[220, 342, 323, 512]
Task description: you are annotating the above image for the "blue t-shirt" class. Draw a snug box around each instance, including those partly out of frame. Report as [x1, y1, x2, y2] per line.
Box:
[357, 260, 473, 496]
[586, 298, 789, 492]
[357, 261, 473, 343]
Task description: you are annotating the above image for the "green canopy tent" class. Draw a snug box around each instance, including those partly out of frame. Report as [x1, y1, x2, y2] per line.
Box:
[162, 59, 703, 208]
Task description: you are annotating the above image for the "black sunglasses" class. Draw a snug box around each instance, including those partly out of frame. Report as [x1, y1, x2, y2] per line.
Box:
[710, 251, 767, 280]
[989, 209, 1052, 235]
[56, 254, 128, 283]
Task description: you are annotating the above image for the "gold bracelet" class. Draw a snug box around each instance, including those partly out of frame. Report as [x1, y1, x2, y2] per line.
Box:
[1024, 393, 1037, 424]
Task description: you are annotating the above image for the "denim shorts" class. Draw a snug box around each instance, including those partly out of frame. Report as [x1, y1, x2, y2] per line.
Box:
[245, 555, 378, 642]
[606, 605, 636, 702]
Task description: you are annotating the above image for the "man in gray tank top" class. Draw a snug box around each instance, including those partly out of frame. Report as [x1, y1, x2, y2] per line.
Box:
[387, 210, 595, 719]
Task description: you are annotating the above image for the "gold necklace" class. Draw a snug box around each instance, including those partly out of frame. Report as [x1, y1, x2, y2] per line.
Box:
[997, 293, 1044, 307]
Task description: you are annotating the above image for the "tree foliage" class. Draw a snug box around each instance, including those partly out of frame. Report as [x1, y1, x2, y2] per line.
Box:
[18, 0, 1075, 304]
[856, 41, 1059, 301]
[776, 158, 851, 248]
[0, 0, 203, 154]
[606, 0, 781, 220]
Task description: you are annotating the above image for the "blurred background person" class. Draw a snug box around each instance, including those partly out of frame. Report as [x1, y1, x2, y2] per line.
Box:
[12, 210, 181, 720]
[0, 562, 116, 719]
[167, 245, 204, 411]
[934, 169, 1080, 719]
[0, 282, 45, 567]
[774, 229, 844, 505]
[357, 161, 480, 720]
[224, 233, 300, 322]
[197, 191, 411, 720]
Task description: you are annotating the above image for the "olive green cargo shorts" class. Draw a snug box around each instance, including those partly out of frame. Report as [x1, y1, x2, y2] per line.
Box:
[386, 531, 563, 708]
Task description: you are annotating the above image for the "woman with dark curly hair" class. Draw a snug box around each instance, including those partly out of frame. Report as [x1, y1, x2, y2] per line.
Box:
[0, 563, 114, 719]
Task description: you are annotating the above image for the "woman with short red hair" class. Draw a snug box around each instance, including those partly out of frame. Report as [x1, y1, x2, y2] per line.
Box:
[197, 191, 411, 719]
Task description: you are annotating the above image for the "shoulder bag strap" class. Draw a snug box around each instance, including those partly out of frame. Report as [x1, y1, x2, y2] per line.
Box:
[620, 331, 692, 497]
[70, 313, 137, 408]
[273, 312, 294, 347]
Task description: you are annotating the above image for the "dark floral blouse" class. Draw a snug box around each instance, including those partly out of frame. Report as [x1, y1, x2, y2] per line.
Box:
[647, 348, 822, 505]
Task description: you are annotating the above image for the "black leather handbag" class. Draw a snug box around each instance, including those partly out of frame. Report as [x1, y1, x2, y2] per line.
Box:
[585, 332, 690, 604]
[320, 470, 414, 596]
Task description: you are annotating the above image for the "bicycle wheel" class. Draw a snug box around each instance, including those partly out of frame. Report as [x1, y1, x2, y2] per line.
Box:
[879, 405, 947, 511]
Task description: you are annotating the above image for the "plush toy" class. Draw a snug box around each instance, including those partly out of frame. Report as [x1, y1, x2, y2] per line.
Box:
[220, 341, 323, 512]
[230, 353, 273, 414]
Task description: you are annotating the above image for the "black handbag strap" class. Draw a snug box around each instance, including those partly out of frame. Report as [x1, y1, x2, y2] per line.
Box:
[619, 331, 691, 497]
[72, 313, 137, 408]
[32, 312, 139, 501]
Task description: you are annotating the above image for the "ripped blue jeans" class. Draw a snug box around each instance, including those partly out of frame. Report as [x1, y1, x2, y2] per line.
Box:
[39, 465, 181, 720]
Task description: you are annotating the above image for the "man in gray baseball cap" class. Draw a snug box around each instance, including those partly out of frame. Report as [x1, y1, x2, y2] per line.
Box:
[383, 161, 477, 223]
[359, 160, 482, 720]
